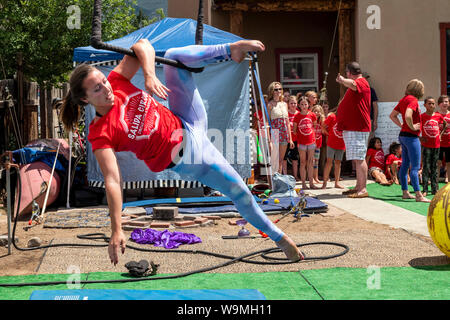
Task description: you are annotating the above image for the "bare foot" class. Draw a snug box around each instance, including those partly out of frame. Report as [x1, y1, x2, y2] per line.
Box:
[230, 40, 265, 63]
[321, 183, 327, 189]
[309, 184, 318, 189]
[402, 192, 415, 199]
[314, 179, 321, 184]
[276, 235, 304, 262]
[416, 196, 431, 203]
[302, 184, 308, 190]
[334, 184, 345, 189]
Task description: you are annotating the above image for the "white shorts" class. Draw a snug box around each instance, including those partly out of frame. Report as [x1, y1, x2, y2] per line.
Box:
[343, 131, 370, 160]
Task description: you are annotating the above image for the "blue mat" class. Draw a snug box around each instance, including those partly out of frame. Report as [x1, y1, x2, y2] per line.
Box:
[29, 289, 266, 300]
[145, 196, 327, 215]
[123, 196, 242, 209]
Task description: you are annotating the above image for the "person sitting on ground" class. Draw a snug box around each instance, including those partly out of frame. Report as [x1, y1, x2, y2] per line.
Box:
[385, 142, 402, 185]
[60, 39, 303, 264]
[366, 137, 393, 186]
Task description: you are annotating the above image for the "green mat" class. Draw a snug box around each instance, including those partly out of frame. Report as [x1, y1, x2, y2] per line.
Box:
[1, 266, 449, 300]
[363, 183, 448, 217]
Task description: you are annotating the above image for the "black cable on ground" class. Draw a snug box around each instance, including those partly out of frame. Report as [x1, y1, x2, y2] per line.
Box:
[1, 166, 349, 288]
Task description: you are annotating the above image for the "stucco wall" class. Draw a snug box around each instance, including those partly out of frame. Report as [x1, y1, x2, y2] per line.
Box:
[356, 0, 450, 102]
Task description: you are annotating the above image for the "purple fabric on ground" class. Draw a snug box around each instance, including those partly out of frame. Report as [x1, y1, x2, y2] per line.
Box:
[130, 228, 202, 249]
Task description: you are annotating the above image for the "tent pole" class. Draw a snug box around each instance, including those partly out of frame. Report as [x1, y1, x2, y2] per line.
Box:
[251, 56, 273, 189]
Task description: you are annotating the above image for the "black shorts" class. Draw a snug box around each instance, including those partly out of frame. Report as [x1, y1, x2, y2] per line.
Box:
[439, 147, 450, 162]
[284, 141, 299, 161]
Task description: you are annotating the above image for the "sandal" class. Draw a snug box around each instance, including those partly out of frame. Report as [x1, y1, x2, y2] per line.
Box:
[342, 188, 357, 195]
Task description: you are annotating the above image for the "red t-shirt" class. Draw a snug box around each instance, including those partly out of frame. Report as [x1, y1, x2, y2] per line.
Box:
[288, 111, 299, 142]
[366, 148, 385, 170]
[393, 95, 421, 136]
[87, 71, 183, 172]
[293, 111, 317, 145]
[336, 77, 371, 132]
[314, 120, 323, 148]
[440, 112, 450, 147]
[324, 113, 345, 150]
[385, 154, 402, 179]
[421, 112, 444, 148]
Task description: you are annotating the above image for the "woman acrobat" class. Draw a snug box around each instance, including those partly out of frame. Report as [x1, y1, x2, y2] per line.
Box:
[60, 39, 304, 265]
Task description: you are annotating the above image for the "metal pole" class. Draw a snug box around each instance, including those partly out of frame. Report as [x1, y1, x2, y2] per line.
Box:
[6, 164, 12, 255]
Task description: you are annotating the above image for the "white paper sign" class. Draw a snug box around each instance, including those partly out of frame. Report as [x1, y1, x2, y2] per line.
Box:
[374, 101, 426, 154]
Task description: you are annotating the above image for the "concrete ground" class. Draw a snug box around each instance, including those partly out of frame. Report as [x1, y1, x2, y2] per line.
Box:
[306, 179, 429, 237]
[1, 177, 448, 277]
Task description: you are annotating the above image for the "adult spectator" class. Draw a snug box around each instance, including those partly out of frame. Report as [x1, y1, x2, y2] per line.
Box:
[389, 79, 430, 203]
[363, 73, 379, 139]
[336, 62, 371, 198]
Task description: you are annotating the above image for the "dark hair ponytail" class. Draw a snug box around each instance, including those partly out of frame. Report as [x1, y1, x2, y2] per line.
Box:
[59, 63, 95, 131]
[60, 91, 81, 131]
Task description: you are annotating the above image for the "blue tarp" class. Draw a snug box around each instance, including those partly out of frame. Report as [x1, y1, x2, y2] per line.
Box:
[30, 289, 266, 300]
[73, 18, 243, 62]
[75, 18, 253, 186]
[12, 148, 68, 176]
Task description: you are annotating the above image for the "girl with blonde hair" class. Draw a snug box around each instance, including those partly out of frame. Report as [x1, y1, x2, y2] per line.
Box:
[389, 79, 430, 202]
[267, 82, 294, 174]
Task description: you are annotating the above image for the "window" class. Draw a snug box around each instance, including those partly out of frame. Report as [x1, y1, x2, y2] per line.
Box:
[440, 23, 450, 95]
[276, 48, 323, 96]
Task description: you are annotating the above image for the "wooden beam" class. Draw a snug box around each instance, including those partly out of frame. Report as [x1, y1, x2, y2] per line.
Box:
[230, 10, 244, 36]
[16, 52, 24, 146]
[338, 9, 352, 97]
[39, 87, 47, 139]
[214, 0, 355, 12]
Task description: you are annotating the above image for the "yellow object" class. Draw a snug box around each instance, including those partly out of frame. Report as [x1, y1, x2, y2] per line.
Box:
[427, 184, 450, 257]
[176, 198, 181, 203]
[274, 199, 280, 204]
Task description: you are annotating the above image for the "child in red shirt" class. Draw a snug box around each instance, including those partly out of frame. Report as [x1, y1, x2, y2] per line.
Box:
[366, 137, 392, 185]
[293, 96, 317, 189]
[385, 142, 402, 185]
[420, 97, 446, 195]
[321, 109, 345, 189]
[282, 95, 300, 180]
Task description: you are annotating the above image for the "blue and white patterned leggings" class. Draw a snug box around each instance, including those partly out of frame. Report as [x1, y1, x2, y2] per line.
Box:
[163, 44, 284, 242]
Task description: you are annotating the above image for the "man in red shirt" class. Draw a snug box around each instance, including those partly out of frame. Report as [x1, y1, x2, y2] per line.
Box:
[336, 62, 371, 198]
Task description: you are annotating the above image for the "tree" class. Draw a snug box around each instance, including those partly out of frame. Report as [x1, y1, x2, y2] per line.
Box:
[0, 0, 158, 88]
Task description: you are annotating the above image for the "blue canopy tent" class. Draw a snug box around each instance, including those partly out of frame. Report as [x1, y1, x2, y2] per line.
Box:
[73, 18, 257, 190]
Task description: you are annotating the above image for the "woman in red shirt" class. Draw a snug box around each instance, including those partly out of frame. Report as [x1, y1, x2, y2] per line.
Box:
[389, 79, 430, 202]
[60, 39, 303, 264]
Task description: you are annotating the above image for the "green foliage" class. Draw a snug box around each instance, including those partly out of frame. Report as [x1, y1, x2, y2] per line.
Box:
[0, 0, 161, 88]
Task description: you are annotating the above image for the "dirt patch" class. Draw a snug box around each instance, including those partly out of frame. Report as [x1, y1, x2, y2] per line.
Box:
[0, 204, 447, 277]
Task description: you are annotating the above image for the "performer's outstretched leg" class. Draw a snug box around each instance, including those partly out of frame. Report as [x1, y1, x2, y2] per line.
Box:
[165, 41, 303, 261]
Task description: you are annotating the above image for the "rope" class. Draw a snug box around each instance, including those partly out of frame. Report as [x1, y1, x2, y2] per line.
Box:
[328, 0, 343, 69]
